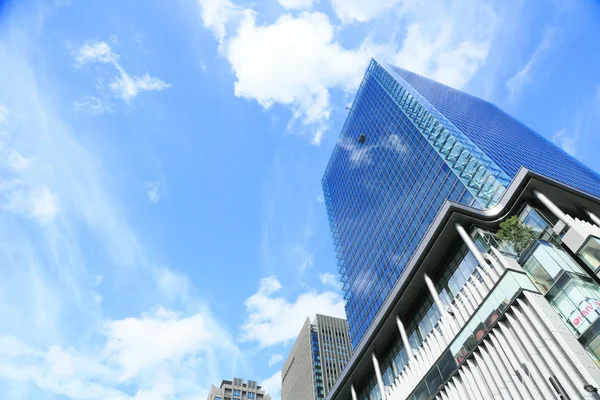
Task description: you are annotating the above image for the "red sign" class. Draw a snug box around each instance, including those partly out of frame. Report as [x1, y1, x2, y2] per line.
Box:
[571, 298, 600, 327]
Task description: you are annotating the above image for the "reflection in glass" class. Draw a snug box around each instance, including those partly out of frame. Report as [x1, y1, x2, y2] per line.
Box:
[522, 240, 586, 293]
[547, 274, 600, 336]
[382, 364, 395, 386]
[425, 367, 443, 396]
[412, 382, 429, 400]
[580, 320, 600, 367]
[369, 383, 382, 400]
[579, 236, 600, 272]
[393, 346, 409, 374]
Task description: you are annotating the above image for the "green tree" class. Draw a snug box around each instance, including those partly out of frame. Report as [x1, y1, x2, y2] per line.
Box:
[496, 216, 537, 255]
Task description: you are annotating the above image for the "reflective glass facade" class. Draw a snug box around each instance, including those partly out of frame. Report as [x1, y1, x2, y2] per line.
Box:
[322, 59, 600, 348]
[392, 66, 600, 199]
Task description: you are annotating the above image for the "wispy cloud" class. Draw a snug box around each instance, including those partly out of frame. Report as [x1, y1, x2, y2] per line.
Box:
[6, 149, 32, 171]
[551, 84, 600, 158]
[318, 272, 342, 291]
[0, 103, 8, 124]
[267, 353, 283, 367]
[552, 128, 578, 156]
[506, 27, 558, 101]
[73, 96, 114, 115]
[73, 40, 171, 103]
[144, 181, 161, 203]
[0, 11, 239, 398]
[26, 187, 60, 224]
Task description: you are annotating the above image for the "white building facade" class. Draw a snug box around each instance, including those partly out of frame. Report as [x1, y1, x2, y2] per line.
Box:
[327, 170, 600, 400]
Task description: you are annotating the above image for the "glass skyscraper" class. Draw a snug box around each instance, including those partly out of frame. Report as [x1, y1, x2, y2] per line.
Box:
[322, 59, 600, 348]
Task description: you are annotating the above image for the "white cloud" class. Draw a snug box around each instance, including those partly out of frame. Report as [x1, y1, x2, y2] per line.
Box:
[336, 133, 408, 169]
[0, 102, 8, 123]
[393, 23, 490, 89]
[103, 308, 214, 381]
[110, 71, 171, 103]
[197, 0, 497, 145]
[144, 181, 161, 203]
[260, 370, 281, 400]
[0, 307, 240, 400]
[267, 353, 283, 368]
[506, 27, 557, 101]
[552, 128, 578, 156]
[74, 96, 114, 115]
[73, 41, 170, 103]
[197, 0, 249, 46]
[75, 41, 118, 65]
[154, 267, 192, 301]
[240, 276, 345, 347]
[198, 57, 208, 73]
[318, 272, 341, 290]
[29, 187, 60, 223]
[225, 11, 377, 144]
[0, 8, 237, 400]
[331, 0, 404, 23]
[6, 149, 32, 171]
[278, 0, 317, 10]
[337, 136, 374, 166]
[4, 186, 60, 224]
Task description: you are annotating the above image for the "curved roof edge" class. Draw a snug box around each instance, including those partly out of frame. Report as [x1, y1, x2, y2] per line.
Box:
[327, 167, 600, 399]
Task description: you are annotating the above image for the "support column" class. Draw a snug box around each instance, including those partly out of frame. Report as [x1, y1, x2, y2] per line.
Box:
[351, 384, 358, 400]
[372, 351, 387, 400]
[533, 190, 570, 226]
[455, 222, 488, 268]
[396, 315, 414, 359]
[424, 273, 449, 317]
[586, 209, 600, 228]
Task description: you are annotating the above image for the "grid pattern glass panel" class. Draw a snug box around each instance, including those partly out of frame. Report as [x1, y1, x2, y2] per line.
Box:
[322, 65, 476, 347]
[392, 65, 600, 199]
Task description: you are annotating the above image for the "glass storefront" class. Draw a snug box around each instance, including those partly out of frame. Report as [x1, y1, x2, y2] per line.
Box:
[546, 274, 600, 335]
[579, 236, 600, 272]
[516, 234, 600, 366]
[521, 240, 587, 293]
[580, 320, 600, 367]
[476, 205, 600, 368]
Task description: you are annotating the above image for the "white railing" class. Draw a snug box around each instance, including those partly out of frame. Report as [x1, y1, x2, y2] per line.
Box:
[565, 214, 600, 238]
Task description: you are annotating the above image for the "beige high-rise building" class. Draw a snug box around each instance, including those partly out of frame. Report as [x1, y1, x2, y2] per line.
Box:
[206, 377, 271, 400]
[281, 315, 352, 400]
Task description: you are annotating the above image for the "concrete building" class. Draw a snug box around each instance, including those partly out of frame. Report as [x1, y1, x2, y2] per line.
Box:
[206, 378, 271, 400]
[321, 60, 600, 399]
[282, 315, 352, 400]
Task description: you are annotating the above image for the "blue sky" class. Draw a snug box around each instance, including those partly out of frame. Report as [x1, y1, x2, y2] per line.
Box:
[0, 0, 599, 399]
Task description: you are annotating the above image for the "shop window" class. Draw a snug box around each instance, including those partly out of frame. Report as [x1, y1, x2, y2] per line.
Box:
[547, 275, 600, 336]
[579, 236, 600, 272]
[522, 240, 586, 293]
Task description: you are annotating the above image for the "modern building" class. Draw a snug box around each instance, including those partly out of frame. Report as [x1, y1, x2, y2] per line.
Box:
[206, 378, 271, 400]
[323, 60, 600, 350]
[321, 60, 600, 399]
[282, 314, 352, 400]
